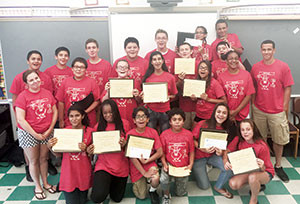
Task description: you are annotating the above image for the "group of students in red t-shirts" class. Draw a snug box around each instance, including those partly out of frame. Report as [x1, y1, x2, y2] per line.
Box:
[10, 18, 294, 204]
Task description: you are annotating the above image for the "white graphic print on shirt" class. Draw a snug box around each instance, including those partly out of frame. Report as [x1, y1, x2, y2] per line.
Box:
[86, 71, 103, 86]
[257, 71, 276, 90]
[66, 87, 86, 103]
[224, 80, 244, 99]
[28, 98, 52, 119]
[53, 75, 69, 89]
[168, 142, 187, 163]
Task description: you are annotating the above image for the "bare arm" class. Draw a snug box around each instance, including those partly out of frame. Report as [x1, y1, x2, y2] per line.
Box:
[85, 101, 100, 114]
[230, 95, 252, 120]
[283, 86, 292, 116]
[42, 105, 58, 138]
[58, 101, 65, 128]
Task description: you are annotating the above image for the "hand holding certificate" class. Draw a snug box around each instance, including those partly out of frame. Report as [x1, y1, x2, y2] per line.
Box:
[183, 79, 206, 98]
[168, 165, 191, 177]
[125, 135, 154, 159]
[92, 130, 121, 154]
[109, 78, 134, 98]
[175, 58, 196, 75]
[52, 129, 83, 152]
[199, 129, 228, 150]
[143, 82, 168, 103]
[228, 147, 260, 175]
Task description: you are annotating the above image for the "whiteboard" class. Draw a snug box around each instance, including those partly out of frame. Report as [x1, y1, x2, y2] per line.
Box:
[109, 12, 218, 62]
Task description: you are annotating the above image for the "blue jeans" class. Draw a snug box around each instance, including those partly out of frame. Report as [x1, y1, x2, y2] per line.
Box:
[147, 108, 169, 132]
[192, 154, 233, 190]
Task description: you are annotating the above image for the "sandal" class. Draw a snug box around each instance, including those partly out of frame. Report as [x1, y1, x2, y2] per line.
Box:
[215, 188, 233, 199]
[34, 191, 46, 200]
[43, 185, 57, 194]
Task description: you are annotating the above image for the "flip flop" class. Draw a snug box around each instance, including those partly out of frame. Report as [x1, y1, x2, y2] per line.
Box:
[34, 191, 46, 200]
[43, 185, 56, 194]
[215, 188, 233, 199]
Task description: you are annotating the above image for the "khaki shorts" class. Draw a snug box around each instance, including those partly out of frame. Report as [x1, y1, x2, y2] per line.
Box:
[132, 166, 159, 199]
[252, 105, 289, 145]
[183, 111, 196, 130]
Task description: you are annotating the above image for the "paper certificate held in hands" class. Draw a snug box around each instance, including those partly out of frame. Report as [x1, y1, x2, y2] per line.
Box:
[52, 129, 83, 153]
[185, 38, 202, 47]
[199, 128, 228, 150]
[109, 78, 134, 98]
[174, 58, 196, 75]
[92, 130, 121, 154]
[183, 79, 206, 98]
[143, 82, 168, 103]
[125, 135, 154, 159]
[228, 147, 260, 175]
[168, 165, 191, 177]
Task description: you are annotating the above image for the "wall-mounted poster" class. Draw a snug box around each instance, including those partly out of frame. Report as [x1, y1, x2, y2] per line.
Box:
[0, 42, 7, 100]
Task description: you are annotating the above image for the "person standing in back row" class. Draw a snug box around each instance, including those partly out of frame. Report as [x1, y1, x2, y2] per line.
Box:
[251, 40, 294, 183]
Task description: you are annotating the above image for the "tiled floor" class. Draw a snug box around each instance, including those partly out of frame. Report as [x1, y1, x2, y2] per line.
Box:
[1, 157, 300, 204]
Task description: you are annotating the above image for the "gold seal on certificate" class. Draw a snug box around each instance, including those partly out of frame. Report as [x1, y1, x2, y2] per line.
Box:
[143, 82, 168, 103]
[168, 165, 191, 177]
[52, 129, 83, 153]
[109, 78, 134, 98]
[125, 135, 154, 159]
[199, 128, 228, 150]
[92, 130, 121, 154]
[174, 58, 195, 75]
[183, 79, 206, 98]
[228, 147, 260, 175]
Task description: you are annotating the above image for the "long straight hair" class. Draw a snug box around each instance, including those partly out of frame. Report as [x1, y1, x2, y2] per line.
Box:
[97, 99, 125, 134]
[197, 60, 212, 91]
[238, 119, 264, 143]
[142, 51, 168, 85]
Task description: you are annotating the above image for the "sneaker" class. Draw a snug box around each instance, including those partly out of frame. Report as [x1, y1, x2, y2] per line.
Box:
[149, 190, 160, 204]
[48, 160, 58, 175]
[249, 184, 266, 195]
[275, 166, 289, 183]
[162, 195, 171, 204]
[25, 165, 33, 182]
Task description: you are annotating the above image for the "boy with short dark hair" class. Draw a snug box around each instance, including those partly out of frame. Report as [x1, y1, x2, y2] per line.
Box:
[160, 108, 195, 204]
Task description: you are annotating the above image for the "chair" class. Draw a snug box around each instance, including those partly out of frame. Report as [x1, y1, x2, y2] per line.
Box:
[290, 97, 300, 158]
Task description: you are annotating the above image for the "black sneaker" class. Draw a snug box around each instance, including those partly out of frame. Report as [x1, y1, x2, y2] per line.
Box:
[48, 160, 58, 175]
[275, 166, 289, 183]
[25, 165, 33, 182]
[249, 184, 266, 195]
[149, 190, 160, 204]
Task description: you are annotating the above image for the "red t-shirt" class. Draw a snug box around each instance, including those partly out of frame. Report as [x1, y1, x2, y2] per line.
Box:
[10, 70, 53, 96]
[211, 33, 243, 61]
[218, 69, 255, 121]
[126, 127, 162, 183]
[55, 76, 100, 127]
[192, 120, 224, 160]
[145, 49, 177, 74]
[15, 88, 56, 133]
[212, 59, 227, 79]
[160, 128, 194, 167]
[145, 72, 178, 112]
[227, 136, 275, 176]
[86, 59, 115, 93]
[94, 119, 130, 177]
[113, 56, 148, 89]
[196, 78, 225, 119]
[251, 59, 294, 114]
[191, 43, 213, 62]
[44, 65, 73, 95]
[59, 126, 93, 192]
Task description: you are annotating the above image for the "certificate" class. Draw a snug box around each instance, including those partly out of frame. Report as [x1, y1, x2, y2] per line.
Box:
[109, 78, 134, 98]
[185, 38, 202, 47]
[143, 82, 168, 103]
[183, 79, 206, 98]
[125, 135, 154, 159]
[52, 129, 83, 153]
[92, 130, 121, 154]
[168, 165, 191, 177]
[228, 147, 260, 175]
[175, 58, 196, 75]
[199, 128, 228, 150]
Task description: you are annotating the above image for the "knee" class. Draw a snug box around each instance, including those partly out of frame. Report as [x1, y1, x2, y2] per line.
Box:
[248, 173, 258, 185]
[91, 189, 107, 203]
[132, 183, 147, 200]
[195, 181, 210, 190]
[229, 179, 239, 190]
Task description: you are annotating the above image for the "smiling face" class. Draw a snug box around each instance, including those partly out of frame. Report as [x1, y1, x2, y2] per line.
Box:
[69, 110, 84, 129]
[155, 32, 168, 51]
[116, 61, 130, 79]
[151, 54, 164, 71]
[72, 62, 87, 80]
[85, 42, 99, 59]
[261, 43, 275, 62]
[55, 50, 69, 67]
[133, 110, 149, 130]
[198, 62, 209, 80]
[217, 44, 229, 59]
[226, 52, 239, 71]
[102, 104, 113, 123]
[215, 105, 228, 126]
[27, 53, 42, 71]
[178, 44, 192, 58]
[125, 42, 139, 60]
[26, 72, 41, 92]
[240, 122, 254, 143]
[216, 22, 228, 39]
[195, 27, 207, 41]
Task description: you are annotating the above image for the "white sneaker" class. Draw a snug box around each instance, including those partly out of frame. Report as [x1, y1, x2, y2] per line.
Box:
[162, 195, 171, 204]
